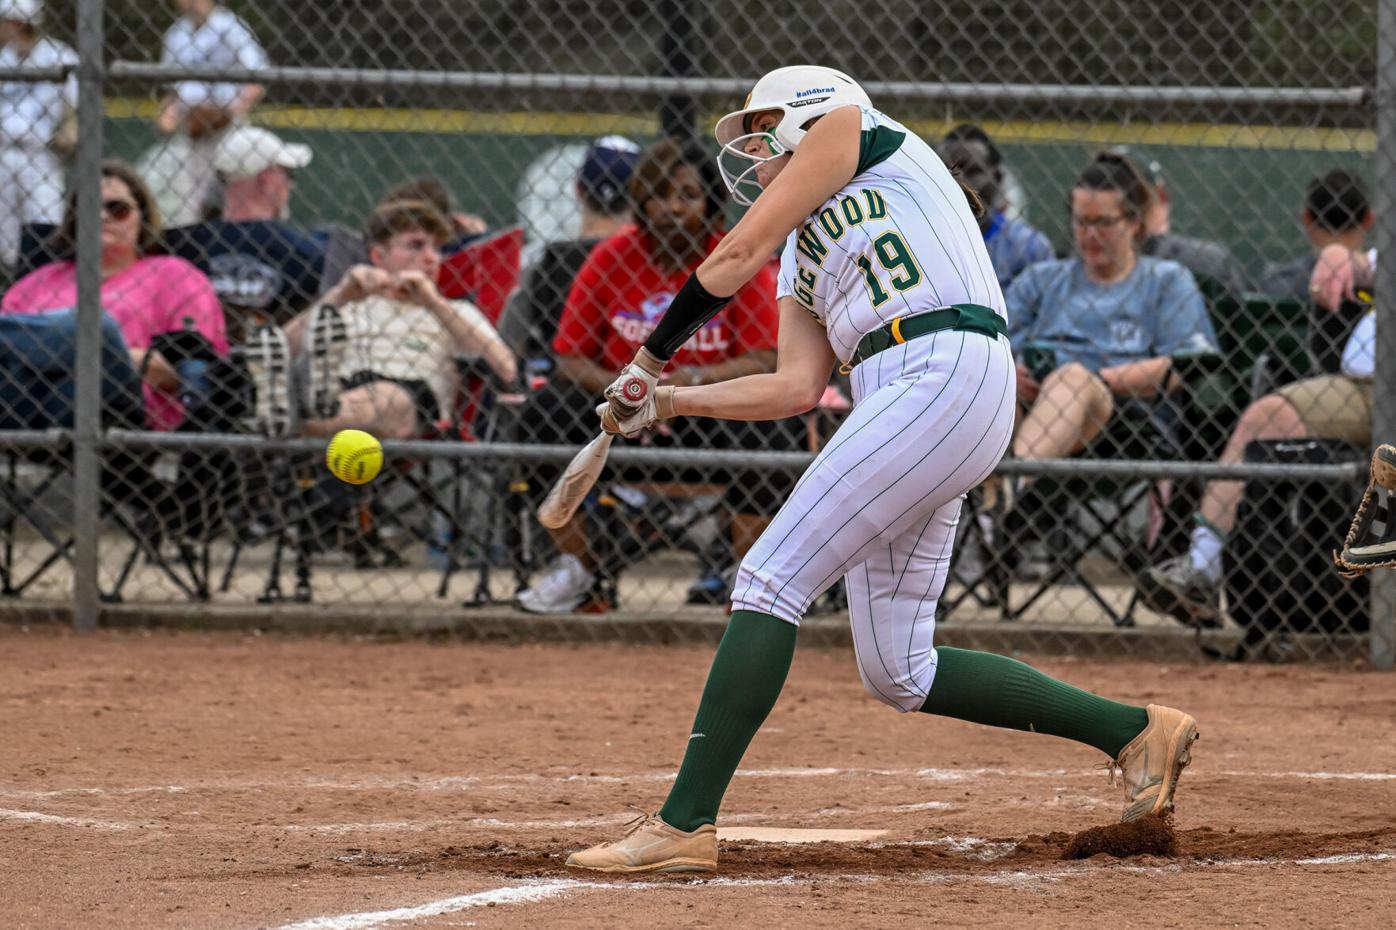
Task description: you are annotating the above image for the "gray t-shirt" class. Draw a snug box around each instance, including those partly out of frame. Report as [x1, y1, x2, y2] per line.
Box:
[1007, 255, 1218, 371]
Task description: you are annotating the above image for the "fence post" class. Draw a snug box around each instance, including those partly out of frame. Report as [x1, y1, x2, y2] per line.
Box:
[71, 0, 106, 631]
[658, 0, 702, 141]
[1372, 0, 1396, 669]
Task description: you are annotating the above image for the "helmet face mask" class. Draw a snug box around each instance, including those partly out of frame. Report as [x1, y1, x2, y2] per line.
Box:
[713, 65, 871, 205]
[717, 130, 786, 208]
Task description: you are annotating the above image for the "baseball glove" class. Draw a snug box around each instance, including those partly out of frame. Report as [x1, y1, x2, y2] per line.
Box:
[1333, 443, 1396, 577]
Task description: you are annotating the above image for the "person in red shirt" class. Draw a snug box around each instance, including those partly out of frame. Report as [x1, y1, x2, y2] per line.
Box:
[519, 138, 800, 614]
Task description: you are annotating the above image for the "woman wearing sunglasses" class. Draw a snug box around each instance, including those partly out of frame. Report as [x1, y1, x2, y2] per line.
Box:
[2, 159, 227, 430]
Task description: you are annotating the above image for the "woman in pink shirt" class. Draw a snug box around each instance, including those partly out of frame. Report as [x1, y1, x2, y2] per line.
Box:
[2, 160, 227, 430]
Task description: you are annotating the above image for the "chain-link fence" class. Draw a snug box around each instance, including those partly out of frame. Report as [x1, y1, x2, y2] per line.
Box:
[0, 0, 1391, 664]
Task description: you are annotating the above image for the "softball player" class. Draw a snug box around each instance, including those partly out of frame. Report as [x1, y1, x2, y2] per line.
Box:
[566, 66, 1199, 874]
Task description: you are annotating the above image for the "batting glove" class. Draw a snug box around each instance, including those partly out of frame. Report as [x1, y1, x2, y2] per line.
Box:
[596, 386, 676, 437]
[602, 347, 666, 419]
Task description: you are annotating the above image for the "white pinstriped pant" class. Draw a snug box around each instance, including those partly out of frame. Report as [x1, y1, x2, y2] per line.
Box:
[731, 328, 1016, 712]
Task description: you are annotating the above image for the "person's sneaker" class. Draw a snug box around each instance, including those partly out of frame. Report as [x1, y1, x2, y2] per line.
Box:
[565, 812, 717, 874]
[686, 567, 733, 605]
[242, 324, 291, 437]
[1137, 555, 1222, 628]
[1109, 704, 1200, 822]
[517, 553, 595, 614]
[302, 303, 348, 418]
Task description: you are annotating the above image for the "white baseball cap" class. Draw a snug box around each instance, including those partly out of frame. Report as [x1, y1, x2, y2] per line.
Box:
[214, 126, 313, 181]
[0, 0, 43, 25]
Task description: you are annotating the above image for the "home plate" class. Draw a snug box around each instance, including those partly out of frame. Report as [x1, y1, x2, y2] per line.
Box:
[718, 827, 888, 843]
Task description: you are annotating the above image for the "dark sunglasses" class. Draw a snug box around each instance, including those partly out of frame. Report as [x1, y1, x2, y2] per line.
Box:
[102, 199, 138, 221]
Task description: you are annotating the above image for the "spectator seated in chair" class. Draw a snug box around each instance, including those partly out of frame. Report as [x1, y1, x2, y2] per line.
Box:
[281, 198, 517, 443]
[1139, 249, 1378, 628]
[515, 137, 800, 614]
[163, 125, 324, 337]
[1005, 152, 1217, 569]
[1257, 169, 1372, 303]
[1, 159, 228, 432]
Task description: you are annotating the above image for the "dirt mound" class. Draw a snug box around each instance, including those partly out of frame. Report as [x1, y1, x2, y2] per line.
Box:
[1178, 825, 1396, 861]
[355, 823, 1396, 882]
[1062, 814, 1178, 859]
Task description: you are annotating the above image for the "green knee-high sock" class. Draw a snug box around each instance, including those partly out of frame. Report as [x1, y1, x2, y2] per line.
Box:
[659, 610, 796, 832]
[920, 647, 1148, 758]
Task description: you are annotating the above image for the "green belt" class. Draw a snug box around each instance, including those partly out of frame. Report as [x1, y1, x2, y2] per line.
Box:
[848, 303, 1007, 370]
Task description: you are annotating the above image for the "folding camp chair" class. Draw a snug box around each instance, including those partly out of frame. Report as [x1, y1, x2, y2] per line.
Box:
[0, 309, 203, 602]
[945, 361, 1205, 629]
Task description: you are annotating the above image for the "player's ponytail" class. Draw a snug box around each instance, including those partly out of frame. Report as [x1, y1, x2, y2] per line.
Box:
[952, 170, 987, 219]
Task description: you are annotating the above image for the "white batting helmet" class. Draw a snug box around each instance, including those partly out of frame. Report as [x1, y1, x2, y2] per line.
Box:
[714, 65, 871, 205]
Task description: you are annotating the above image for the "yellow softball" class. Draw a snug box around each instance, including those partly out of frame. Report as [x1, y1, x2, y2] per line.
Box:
[326, 429, 383, 485]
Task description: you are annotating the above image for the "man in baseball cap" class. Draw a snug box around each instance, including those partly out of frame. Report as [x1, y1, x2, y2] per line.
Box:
[576, 135, 641, 223]
[165, 124, 322, 330]
[211, 125, 311, 223]
[215, 125, 312, 183]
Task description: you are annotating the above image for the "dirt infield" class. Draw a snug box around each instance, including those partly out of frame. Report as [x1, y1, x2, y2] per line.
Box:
[2, 626, 1394, 930]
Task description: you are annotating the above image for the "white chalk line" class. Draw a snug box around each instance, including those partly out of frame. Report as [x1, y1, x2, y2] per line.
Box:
[0, 808, 151, 830]
[3, 766, 1392, 800]
[266, 877, 812, 930]
[269, 850, 1396, 930]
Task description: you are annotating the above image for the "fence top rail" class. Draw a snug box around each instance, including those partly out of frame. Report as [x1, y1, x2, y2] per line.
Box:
[96, 430, 1365, 482]
[105, 62, 1371, 109]
[0, 429, 71, 451]
[0, 66, 73, 82]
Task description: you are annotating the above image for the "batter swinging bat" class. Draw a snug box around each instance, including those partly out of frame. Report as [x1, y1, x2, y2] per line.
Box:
[537, 432, 614, 529]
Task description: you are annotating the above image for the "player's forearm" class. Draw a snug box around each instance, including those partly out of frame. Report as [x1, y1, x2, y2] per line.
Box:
[695, 238, 775, 300]
[678, 350, 777, 386]
[670, 371, 823, 421]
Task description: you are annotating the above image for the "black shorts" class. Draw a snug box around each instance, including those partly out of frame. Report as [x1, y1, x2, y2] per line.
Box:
[342, 370, 441, 432]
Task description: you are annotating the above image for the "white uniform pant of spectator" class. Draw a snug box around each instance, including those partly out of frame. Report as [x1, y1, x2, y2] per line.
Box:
[138, 129, 227, 229]
[0, 145, 64, 268]
[731, 330, 1016, 712]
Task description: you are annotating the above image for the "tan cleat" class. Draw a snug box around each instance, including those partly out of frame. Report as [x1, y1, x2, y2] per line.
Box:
[565, 812, 717, 874]
[1110, 704, 1200, 823]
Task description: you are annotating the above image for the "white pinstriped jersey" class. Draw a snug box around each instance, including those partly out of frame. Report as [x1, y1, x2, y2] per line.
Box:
[776, 107, 1006, 363]
[735, 109, 1017, 705]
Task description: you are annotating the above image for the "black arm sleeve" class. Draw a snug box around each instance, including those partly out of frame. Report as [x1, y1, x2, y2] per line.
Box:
[642, 274, 733, 361]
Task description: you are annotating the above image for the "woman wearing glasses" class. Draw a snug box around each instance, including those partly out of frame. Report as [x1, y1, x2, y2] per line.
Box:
[2, 159, 227, 430]
[1007, 153, 1217, 485]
